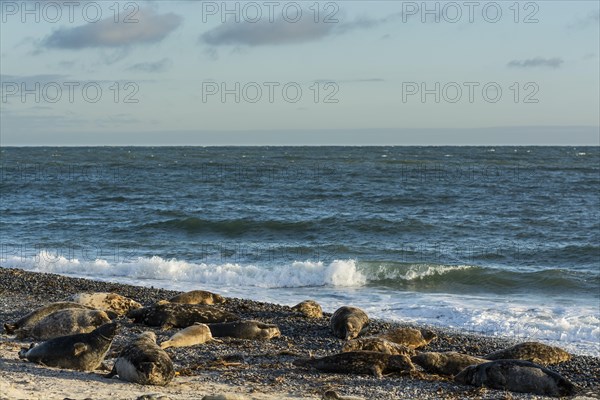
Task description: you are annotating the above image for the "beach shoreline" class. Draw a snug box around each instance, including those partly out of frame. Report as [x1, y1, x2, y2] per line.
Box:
[0, 267, 598, 400]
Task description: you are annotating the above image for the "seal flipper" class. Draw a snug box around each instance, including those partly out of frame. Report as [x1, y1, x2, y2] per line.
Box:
[370, 364, 383, 378]
[4, 323, 16, 334]
[72, 342, 89, 356]
[104, 365, 118, 378]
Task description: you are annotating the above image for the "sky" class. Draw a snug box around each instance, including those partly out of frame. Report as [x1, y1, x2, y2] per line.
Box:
[0, 0, 599, 145]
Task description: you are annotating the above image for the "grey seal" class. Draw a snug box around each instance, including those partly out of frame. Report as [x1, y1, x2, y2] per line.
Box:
[377, 327, 436, 349]
[411, 351, 487, 376]
[342, 337, 416, 356]
[454, 359, 577, 397]
[293, 351, 414, 378]
[484, 341, 571, 365]
[330, 306, 369, 340]
[108, 331, 175, 386]
[18, 322, 118, 371]
[16, 308, 111, 340]
[291, 300, 323, 318]
[208, 320, 280, 340]
[160, 323, 215, 349]
[167, 290, 225, 305]
[4, 302, 92, 334]
[69, 292, 142, 316]
[127, 303, 239, 328]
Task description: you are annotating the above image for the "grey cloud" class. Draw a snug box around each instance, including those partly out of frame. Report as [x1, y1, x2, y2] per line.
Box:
[201, 16, 335, 46]
[200, 11, 402, 47]
[43, 9, 182, 49]
[507, 57, 564, 69]
[128, 58, 172, 73]
[568, 10, 600, 29]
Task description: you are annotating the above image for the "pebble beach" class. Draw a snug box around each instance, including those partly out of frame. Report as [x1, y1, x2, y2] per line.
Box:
[0, 267, 598, 400]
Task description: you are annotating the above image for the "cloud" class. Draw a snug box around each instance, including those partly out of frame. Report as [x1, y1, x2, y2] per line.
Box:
[567, 10, 600, 29]
[200, 11, 402, 47]
[201, 16, 336, 46]
[128, 58, 172, 73]
[43, 9, 182, 49]
[507, 57, 564, 69]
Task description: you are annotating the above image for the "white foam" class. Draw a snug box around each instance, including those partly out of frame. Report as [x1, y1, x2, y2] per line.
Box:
[2, 251, 365, 289]
[374, 263, 474, 281]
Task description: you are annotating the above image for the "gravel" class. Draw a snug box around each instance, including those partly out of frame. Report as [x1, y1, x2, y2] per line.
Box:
[0, 267, 598, 400]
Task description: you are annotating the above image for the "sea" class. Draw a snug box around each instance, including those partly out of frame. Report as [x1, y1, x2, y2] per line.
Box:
[1, 146, 598, 355]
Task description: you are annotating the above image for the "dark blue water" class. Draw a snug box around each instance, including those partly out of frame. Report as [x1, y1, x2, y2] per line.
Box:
[1, 146, 598, 353]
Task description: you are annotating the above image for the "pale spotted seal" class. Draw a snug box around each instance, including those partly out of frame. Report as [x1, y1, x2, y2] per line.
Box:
[160, 323, 215, 349]
[18, 322, 118, 371]
[342, 337, 416, 356]
[208, 320, 280, 340]
[293, 351, 414, 378]
[4, 302, 92, 334]
[107, 331, 175, 386]
[377, 327, 436, 349]
[411, 351, 487, 376]
[291, 300, 323, 318]
[16, 308, 111, 340]
[127, 303, 239, 328]
[484, 341, 571, 365]
[69, 292, 142, 316]
[167, 290, 225, 305]
[330, 306, 369, 340]
[454, 359, 577, 397]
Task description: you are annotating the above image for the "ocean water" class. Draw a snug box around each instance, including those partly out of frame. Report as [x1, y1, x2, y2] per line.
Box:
[1, 146, 598, 355]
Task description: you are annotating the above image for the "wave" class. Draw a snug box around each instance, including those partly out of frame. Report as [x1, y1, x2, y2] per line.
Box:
[3, 252, 596, 294]
[2, 251, 366, 288]
[141, 216, 432, 236]
[359, 261, 599, 294]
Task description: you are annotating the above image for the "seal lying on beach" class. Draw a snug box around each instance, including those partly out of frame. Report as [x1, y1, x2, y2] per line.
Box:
[160, 323, 215, 349]
[484, 342, 571, 365]
[342, 337, 416, 356]
[69, 292, 142, 316]
[208, 320, 281, 340]
[291, 300, 323, 318]
[330, 306, 369, 340]
[18, 322, 118, 371]
[127, 303, 239, 328]
[16, 308, 111, 340]
[411, 351, 487, 376]
[108, 331, 175, 386]
[376, 327, 436, 349]
[454, 359, 577, 397]
[4, 302, 92, 334]
[167, 290, 225, 305]
[293, 351, 414, 378]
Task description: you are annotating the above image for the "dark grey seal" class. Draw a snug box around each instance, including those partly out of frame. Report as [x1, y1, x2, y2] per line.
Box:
[16, 308, 111, 340]
[127, 302, 239, 328]
[293, 351, 414, 378]
[4, 301, 92, 334]
[411, 351, 487, 376]
[18, 322, 118, 371]
[329, 306, 369, 340]
[107, 331, 175, 386]
[454, 359, 577, 397]
[208, 320, 280, 340]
